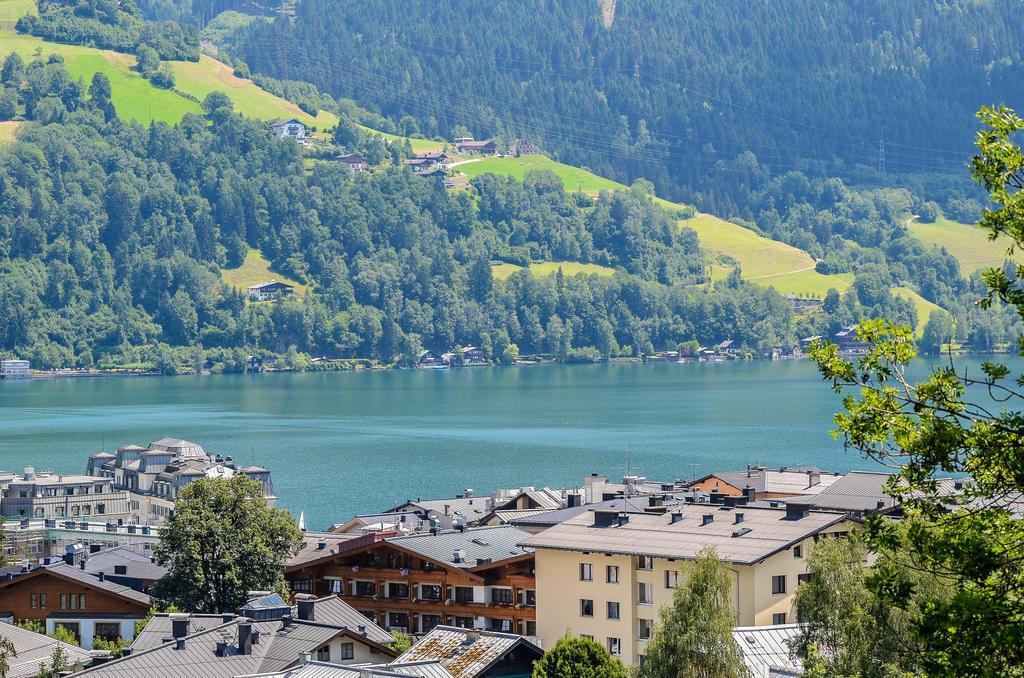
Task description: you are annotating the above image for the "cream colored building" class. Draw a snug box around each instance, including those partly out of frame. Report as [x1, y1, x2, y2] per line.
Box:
[521, 504, 855, 665]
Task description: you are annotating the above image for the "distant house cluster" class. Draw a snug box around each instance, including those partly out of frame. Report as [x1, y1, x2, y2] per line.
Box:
[416, 346, 488, 368]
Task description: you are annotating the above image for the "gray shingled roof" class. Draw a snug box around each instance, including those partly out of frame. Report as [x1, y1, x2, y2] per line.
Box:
[389, 498, 492, 521]
[386, 526, 532, 569]
[290, 533, 362, 568]
[0, 621, 94, 678]
[732, 624, 803, 677]
[394, 626, 542, 678]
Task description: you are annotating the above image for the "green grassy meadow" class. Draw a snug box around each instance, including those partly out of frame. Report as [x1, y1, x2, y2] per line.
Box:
[0, 120, 21, 143]
[907, 213, 1010, 274]
[492, 261, 617, 280]
[221, 249, 310, 296]
[458, 155, 628, 193]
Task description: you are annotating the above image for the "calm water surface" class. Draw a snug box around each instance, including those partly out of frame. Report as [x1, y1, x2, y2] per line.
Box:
[0, 358, 1007, 528]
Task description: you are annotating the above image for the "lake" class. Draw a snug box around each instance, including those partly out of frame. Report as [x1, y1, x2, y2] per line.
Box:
[0, 358, 1005, 529]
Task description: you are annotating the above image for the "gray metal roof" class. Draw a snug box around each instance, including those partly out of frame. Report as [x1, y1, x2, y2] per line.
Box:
[386, 526, 532, 569]
[389, 498, 492, 521]
[785, 471, 895, 513]
[83, 546, 167, 583]
[395, 626, 542, 678]
[307, 596, 394, 645]
[510, 498, 654, 526]
[732, 624, 803, 678]
[90, 616, 368, 677]
[520, 506, 848, 565]
[0, 620, 94, 678]
[289, 533, 362, 568]
[237, 659, 455, 678]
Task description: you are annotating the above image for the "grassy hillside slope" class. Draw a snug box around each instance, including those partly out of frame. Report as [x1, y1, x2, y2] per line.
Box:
[492, 261, 617, 280]
[908, 213, 1009, 273]
[221, 249, 310, 296]
[893, 286, 942, 336]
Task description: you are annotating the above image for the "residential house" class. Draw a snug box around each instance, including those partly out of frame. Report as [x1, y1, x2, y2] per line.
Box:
[393, 626, 543, 678]
[338, 154, 370, 174]
[384, 494, 494, 528]
[285, 525, 537, 637]
[0, 561, 151, 648]
[272, 119, 307, 141]
[0, 468, 131, 523]
[236, 659, 456, 678]
[781, 470, 912, 516]
[521, 505, 855, 665]
[716, 339, 737, 355]
[87, 438, 276, 524]
[450, 346, 487, 366]
[833, 325, 870, 354]
[784, 295, 822, 313]
[456, 140, 498, 156]
[688, 466, 842, 500]
[732, 624, 803, 678]
[248, 281, 294, 302]
[290, 532, 362, 570]
[0, 620, 96, 677]
[506, 139, 539, 157]
[329, 513, 426, 536]
[404, 153, 448, 174]
[0, 359, 31, 379]
[417, 351, 448, 369]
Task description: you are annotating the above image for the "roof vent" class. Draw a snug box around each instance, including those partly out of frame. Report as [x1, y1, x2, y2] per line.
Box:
[251, 630, 261, 645]
[237, 620, 253, 655]
[785, 503, 810, 520]
[734, 513, 744, 524]
[453, 549, 466, 563]
[701, 514, 714, 526]
[358, 624, 366, 636]
[732, 527, 752, 538]
[175, 638, 186, 651]
[593, 510, 618, 527]
[316, 541, 327, 550]
[875, 500, 885, 510]
[476, 557, 491, 566]
[114, 565, 127, 575]
[669, 511, 683, 524]
[616, 513, 629, 526]
[171, 614, 189, 639]
[215, 640, 228, 657]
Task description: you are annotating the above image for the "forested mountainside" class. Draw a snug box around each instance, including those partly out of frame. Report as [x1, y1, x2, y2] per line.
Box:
[224, 0, 1024, 200]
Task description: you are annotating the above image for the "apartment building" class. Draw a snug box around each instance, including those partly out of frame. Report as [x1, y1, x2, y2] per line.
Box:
[0, 468, 131, 523]
[521, 504, 855, 665]
[285, 525, 536, 637]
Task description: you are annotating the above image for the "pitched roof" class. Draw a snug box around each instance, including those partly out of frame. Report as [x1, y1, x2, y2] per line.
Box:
[0, 621, 94, 678]
[82, 546, 167, 583]
[306, 595, 394, 645]
[272, 119, 303, 127]
[732, 624, 803, 677]
[483, 509, 553, 525]
[238, 659, 456, 678]
[494, 488, 565, 511]
[0, 562, 151, 608]
[386, 526, 532, 569]
[510, 497, 652, 527]
[289, 532, 362, 568]
[394, 626, 542, 678]
[387, 497, 492, 520]
[700, 468, 841, 496]
[520, 506, 848, 565]
[106, 615, 380, 677]
[785, 471, 896, 512]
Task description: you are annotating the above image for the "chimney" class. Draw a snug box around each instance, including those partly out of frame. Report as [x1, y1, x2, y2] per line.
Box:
[743, 486, 756, 503]
[568, 493, 582, 508]
[709, 491, 726, 505]
[171, 614, 189, 639]
[358, 624, 366, 636]
[444, 504, 451, 516]
[237, 620, 253, 655]
[316, 541, 326, 550]
[281, 614, 293, 628]
[215, 640, 228, 657]
[97, 571, 105, 582]
[807, 471, 821, 488]
[222, 613, 234, 623]
[734, 513, 744, 524]
[175, 638, 186, 651]
[453, 549, 466, 564]
[669, 511, 683, 524]
[593, 510, 617, 527]
[723, 495, 739, 508]
[701, 514, 714, 526]
[79, 560, 86, 570]
[616, 513, 629, 526]
[296, 595, 316, 621]
[785, 503, 810, 520]
[465, 488, 474, 498]
[875, 500, 885, 510]
[63, 552, 73, 566]
[954, 479, 964, 491]
[299, 650, 311, 665]
[251, 630, 261, 645]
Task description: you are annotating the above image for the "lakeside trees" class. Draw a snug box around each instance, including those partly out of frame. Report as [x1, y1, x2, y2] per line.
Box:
[808, 105, 1024, 676]
[152, 475, 301, 613]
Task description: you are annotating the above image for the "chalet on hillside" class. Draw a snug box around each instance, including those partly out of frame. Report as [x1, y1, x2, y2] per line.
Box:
[456, 139, 498, 155]
[417, 350, 447, 369]
[337, 154, 369, 173]
[507, 139, 539, 156]
[271, 119, 306, 141]
[834, 325, 869, 354]
[247, 281, 294, 302]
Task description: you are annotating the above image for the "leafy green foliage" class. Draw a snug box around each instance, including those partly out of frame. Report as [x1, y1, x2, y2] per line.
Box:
[531, 634, 627, 678]
[0, 634, 15, 678]
[635, 547, 747, 678]
[152, 475, 301, 613]
[386, 630, 412, 654]
[806, 105, 1024, 677]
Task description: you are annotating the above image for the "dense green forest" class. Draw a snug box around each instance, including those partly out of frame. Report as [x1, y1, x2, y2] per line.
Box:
[17, 0, 199, 61]
[221, 0, 1024, 203]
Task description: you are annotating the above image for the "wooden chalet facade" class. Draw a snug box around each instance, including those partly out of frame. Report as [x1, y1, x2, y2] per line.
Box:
[285, 527, 537, 637]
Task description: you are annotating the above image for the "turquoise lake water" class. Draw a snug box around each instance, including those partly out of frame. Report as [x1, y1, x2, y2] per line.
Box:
[0, 358, 1007, 529]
